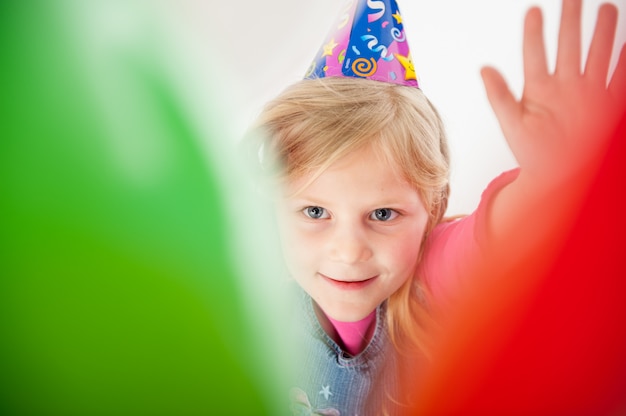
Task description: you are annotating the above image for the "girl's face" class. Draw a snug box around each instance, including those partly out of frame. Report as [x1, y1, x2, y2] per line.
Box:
[277, 144, 429, 322]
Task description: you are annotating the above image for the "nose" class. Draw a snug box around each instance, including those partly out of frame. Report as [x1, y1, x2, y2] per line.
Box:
[327, 222, 373, 264]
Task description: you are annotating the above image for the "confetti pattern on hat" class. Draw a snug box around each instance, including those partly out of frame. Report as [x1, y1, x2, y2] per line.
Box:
[304, 0, 418, 87]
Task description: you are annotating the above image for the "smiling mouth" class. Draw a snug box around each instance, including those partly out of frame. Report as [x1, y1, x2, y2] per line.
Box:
[318, 273, 378, 290]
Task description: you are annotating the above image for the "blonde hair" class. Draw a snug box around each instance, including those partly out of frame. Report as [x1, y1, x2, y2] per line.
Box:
[248, 76, 450, 357]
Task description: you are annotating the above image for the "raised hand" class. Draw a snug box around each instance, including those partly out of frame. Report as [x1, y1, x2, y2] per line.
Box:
[481, 0, 626, 189]
[478, 0, 626, 256]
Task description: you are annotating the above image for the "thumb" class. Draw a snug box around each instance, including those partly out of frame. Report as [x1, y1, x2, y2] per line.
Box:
[481, 66, 520, 138]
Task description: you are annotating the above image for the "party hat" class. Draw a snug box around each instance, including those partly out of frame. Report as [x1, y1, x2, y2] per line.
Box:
[304, 0, 419, 87]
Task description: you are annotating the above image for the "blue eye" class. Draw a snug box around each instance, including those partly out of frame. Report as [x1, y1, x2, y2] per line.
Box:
[371, 208, 398, 221]
[304, 206, 328, 219]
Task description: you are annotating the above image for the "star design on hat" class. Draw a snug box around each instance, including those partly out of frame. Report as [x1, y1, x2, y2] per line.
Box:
[323, 38, 339, 57]
[394, 53, 416, 80]
[319, 385, 333, 400]
[392, 12, 402, 24]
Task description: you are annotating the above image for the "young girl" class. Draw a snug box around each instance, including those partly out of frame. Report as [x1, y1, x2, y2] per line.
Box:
[248, 0, 625, 414]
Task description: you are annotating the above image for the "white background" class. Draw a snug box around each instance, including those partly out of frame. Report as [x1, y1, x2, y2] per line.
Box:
[161, 0, 626, 215]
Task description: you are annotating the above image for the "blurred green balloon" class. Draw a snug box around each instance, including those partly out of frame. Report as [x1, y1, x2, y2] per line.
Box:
[0, 1, 282, 415]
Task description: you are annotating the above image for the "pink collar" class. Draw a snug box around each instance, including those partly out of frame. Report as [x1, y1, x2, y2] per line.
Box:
[327, 310, 377, 356]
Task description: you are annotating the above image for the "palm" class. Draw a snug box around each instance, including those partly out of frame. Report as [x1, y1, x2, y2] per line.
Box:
[482, 0, 626, 186]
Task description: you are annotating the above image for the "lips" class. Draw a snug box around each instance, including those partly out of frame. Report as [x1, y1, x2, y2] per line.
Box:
[318, 272, 378, 290]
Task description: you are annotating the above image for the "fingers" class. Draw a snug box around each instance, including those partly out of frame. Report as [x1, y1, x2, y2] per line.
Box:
[584, 3, 618, 86]
[481, 66, 520, 138]
[608, 44, 626, 109]
[556, 0, 582, 77]
[524, 7, 549, 82]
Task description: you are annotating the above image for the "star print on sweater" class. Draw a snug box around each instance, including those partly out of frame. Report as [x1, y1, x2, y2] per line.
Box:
[289, 387, 340, 416]
[319, 385, 333, 400]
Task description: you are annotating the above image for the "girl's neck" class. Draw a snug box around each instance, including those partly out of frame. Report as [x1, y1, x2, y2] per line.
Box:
[313, 302, 377, 356]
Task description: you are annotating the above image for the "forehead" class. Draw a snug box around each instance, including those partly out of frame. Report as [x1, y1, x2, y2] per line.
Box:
[285, 144, 419, 205]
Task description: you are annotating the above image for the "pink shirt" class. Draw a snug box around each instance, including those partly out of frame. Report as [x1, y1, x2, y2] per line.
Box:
[420, 169, 520, 302]
[328, 310, 377, 356]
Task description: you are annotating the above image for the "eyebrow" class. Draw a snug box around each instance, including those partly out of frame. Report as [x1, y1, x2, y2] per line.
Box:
[287, 193, 419, 209]
[286, 195, 332, 207]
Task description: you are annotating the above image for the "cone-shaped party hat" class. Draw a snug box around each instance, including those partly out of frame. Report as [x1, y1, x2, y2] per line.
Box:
[304, 0, 419, 87]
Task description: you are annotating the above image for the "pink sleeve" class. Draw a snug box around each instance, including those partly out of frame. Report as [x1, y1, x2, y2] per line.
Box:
[419, 169, 520, 303]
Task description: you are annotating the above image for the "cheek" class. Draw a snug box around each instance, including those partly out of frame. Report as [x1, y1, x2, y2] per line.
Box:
[276, 220, 297, 260]
[385, 227, 426, 273]
[276, 221, 317, 273]
[393, 240, 422, 271]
